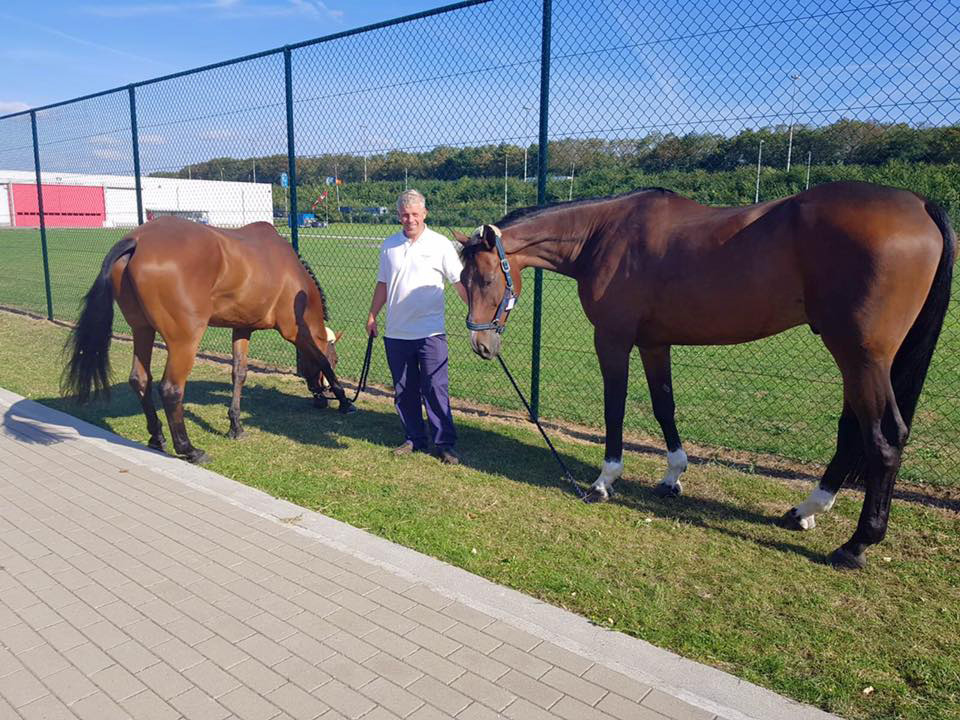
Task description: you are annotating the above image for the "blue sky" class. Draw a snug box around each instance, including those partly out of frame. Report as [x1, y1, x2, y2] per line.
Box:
[1, 0, 956, 177]
[0, 0, 456, 114]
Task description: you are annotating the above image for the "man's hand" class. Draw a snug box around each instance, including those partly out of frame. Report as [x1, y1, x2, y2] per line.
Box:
[366, 315, 378, 337]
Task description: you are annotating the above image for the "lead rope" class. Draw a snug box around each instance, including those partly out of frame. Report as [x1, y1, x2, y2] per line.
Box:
[496, 355, 590, 502]
[349, 333, 375, 403]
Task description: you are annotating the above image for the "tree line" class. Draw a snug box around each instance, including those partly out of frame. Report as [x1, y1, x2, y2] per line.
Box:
[155, 119, 960, 187]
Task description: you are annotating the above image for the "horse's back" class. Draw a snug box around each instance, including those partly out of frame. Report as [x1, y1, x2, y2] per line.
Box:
[117, 218, 301, 333]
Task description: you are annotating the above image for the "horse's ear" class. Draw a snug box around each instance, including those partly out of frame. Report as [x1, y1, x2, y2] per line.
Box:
[480, 224, 499, 250]
[452, 230, 471, 245]
[334, 330, 343, 343]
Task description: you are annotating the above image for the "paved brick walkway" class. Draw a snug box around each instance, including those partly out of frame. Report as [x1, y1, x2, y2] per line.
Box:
[0, 387, 840, 720]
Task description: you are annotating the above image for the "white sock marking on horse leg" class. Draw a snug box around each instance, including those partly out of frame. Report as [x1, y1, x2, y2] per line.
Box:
[658, 447, 687, 493]
[591, 459, 623, 499]
[791, 487, 836, 529]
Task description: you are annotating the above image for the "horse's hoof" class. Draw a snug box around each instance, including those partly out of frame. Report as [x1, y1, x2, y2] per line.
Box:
[313, 394, 329, 409]
[583, 487, 609, 504]
[148, 438, 166, 453]
[653, 482, 681, 498]
[828, 546, 867, 570]
[227, 427, 245, 440]
[777, 508, 813, 531]
[338, 401, 357, 415]
[185, 449, 211, 465]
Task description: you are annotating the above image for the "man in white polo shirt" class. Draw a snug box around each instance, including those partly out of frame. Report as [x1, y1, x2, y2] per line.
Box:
[366, 190, 467, 464]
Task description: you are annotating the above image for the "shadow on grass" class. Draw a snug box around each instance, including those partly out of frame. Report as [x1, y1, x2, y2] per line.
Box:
[12, 378, 833, 563]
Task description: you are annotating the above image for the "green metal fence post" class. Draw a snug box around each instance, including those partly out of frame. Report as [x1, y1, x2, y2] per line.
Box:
[530, 0, 552, 421]
[30, 111, 54, 321]
[129, 86, 144, 226]
[284, 46, 300, 254]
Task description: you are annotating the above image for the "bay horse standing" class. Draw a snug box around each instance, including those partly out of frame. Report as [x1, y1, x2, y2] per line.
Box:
[455, 181, 954, 569]
[63, 216, 354, 464]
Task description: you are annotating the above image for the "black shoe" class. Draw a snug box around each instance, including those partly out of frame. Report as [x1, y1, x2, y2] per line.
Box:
[434, 447, 460, 465]
[393, 441, 425, 456]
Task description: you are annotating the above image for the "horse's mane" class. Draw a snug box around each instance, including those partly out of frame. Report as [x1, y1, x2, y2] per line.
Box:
[298, 256, 330, 321]
[496, 187, 675, 228]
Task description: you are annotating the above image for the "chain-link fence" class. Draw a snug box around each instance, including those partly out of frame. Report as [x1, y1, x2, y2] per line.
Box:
[1, 0, 958, 485]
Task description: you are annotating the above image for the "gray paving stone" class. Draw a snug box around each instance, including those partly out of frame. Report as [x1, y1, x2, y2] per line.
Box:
[169, 686, 232, 720]
[642, 689, 716, 720]
[361, 676, 425, 718]
[451, 671, 516, 712]
[532, 640, 595, 676]
[313, 678, 376, 719]
[0, 668, 49, 708]
[551, 695, 620, 720]
[91, 662, 149, 702]
[405, 626, 461, 658]
[267, 681, 330, 720]
[540, 665, 607, 705]
[64, 642, 115, 676]
[407, 675, 471, 716]
[17, 693, 76, 720]
[71, 690, 132, 720]
[184, 658, 243, 698]
[488, 643, 551, 680]
[405, 648, 465, 685]
[136, 660, 194, 700]
[273, 655, 333, 693]
[120, 688, 182, 720]
[219, 684, 283, 720]
[17, 641, 71, 679]
[598, 691, 671, 720]
[496, 669, 563, 709]
[231, 656, 287, 695]
[448, 647, 509, 683]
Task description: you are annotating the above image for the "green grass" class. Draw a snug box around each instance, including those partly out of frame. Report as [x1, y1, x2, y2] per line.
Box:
[1, 310, 959, 720]
[2, 223, 959, 486]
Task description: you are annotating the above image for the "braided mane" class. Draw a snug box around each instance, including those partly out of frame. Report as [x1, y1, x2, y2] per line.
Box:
[298, 256, 330, 321]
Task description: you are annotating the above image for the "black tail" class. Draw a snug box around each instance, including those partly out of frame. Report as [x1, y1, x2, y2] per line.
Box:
[841, 201, 954, 489]
[61, 236, 138, 402]
[891, 202, 955, 430]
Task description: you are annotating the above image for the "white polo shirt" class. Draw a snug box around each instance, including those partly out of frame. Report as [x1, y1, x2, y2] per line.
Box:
[377, 226, 463, 340]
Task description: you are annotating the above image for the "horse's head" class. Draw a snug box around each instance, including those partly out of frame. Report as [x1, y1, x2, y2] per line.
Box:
[454, 224, 521, 360]
[299, 326, 343, 395]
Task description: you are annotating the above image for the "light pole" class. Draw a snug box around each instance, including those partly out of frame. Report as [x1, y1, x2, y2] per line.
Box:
[503, 151, 509, 217]
[522, 105, 536, 183]
[361, 124, 368, 182]
[755, 140, 764, 203]
[786, 73, 799, 171]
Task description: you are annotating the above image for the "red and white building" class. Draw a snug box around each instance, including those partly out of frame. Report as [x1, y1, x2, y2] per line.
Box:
[0, 170, 272, 229]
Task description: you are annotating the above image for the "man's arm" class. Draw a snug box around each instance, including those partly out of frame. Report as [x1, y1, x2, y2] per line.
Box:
[367, 281, 387, 336]
[453, 281, 468, 305]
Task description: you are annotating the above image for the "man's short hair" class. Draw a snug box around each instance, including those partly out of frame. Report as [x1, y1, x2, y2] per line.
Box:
[396, 189, 426, 211]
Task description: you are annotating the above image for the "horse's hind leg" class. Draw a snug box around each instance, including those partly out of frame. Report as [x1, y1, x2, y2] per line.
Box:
[228, 329, 251, 439]
[158, 332, 209, 464]
[639, 346, 687, 498]
[829, 359, 907, 569]
[129, 326, 166, 452]
[779, 403, 860, 531]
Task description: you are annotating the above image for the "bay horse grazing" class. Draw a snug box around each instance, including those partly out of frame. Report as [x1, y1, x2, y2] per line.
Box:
[62, 216, 354, 464]
[455, 181, 954, 569]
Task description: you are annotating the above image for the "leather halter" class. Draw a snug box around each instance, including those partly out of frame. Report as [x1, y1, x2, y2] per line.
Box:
[465, 226, 517, 334]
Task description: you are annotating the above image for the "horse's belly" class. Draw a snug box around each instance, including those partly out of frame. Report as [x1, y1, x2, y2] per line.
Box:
[208, 308, 274, 330]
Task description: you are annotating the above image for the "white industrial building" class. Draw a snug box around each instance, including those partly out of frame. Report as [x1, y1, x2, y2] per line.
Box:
[0, 170, 273, 229]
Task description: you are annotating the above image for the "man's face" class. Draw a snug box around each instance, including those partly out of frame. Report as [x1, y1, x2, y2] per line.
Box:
[398, 203, 427, 239]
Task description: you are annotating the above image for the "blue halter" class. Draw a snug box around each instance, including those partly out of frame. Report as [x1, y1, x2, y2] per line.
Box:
[465, 226, 517, 334]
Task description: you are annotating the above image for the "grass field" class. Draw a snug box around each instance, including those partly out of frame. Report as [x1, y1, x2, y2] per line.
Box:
[1, 309, 959, 720]
[2, 224, 959, 486]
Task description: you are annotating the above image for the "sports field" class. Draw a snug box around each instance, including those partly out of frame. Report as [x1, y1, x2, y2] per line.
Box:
[3, 224, 959, 485]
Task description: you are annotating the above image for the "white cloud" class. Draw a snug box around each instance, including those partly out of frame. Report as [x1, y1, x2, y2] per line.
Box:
[0, 101, 31, 115]
[0, 11, 166, 67]
[82, 0, 344, 22]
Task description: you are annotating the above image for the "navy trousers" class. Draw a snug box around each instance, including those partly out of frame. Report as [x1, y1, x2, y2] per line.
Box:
[384, 335, 457, 450]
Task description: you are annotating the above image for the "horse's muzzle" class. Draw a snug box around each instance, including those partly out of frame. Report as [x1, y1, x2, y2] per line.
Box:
[470, 330, 501, 360]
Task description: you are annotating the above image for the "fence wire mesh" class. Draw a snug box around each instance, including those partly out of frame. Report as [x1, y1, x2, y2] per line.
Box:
[0, 0, 957, 484]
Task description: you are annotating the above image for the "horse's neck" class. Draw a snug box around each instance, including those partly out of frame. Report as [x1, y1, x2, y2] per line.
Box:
[504, 216, 586, 277]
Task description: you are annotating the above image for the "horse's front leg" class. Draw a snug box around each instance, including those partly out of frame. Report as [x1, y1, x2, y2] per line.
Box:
[585, 331, 632, 503]
[639, 346, 687, 497]
[318, 354, 356, 415]
[227, 329, 251, 438]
